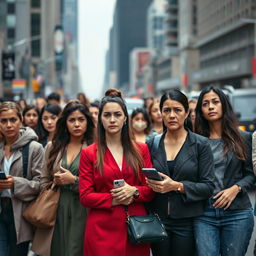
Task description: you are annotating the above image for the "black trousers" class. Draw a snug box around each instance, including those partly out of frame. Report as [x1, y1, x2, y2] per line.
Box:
[151, 217, 195, 256]
[0, 198, 30, 256]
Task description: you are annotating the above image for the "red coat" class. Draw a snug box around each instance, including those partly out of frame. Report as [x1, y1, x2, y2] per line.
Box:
[79, 142, 154, 256]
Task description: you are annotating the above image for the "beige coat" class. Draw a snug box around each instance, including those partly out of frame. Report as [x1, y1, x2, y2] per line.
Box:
[252, 131, 256, 174]
[0, 127, 44, 244]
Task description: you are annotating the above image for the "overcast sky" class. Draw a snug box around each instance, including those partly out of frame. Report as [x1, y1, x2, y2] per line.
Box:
[78, 0, 116, 101]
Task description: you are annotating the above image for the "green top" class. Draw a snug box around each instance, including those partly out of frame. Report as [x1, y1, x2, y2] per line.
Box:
[51, 151, 87, 256]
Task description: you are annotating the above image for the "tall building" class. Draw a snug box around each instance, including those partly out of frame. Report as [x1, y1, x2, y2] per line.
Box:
[0, 0, 63, 99]
[192, 0, 256, 88]
[111, 0, 152, 94]
[179, 0, 199, 91]
[61, 0, 80, 98]
[147, 0, 167, 54]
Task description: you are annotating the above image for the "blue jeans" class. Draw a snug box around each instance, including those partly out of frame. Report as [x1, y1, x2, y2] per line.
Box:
[0, 198, 29, 256]
[194, 207, 254, 256]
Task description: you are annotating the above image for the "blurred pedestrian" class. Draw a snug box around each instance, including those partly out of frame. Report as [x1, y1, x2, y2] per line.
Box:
[32, 100, 94, 256]
[17, 99, 27, 112]
[253, 130, 256, 256]
[89, 102, 99, 127]
[37, 104, 62, 147]
[148, 99, 163, 134]
[79, 89, 154, 256]
[146, 89, 215, 256]
[130, 107, 155, 143]
[35, 97, 47, 111]
[77, 92, 90, 106]
[0, 102, 44, 256]
[47, 93, 61, 106]
[194, 86, 255, 256]
[23, 105, 40, 131]
[143, 96, 154, 112]
[188, 99, 197, 131]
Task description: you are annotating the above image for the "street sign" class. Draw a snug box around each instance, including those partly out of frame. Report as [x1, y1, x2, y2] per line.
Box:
[2, 52, 15, 80]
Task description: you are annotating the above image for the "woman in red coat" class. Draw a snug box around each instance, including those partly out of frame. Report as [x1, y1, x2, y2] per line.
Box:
[79, 89, 154, 256]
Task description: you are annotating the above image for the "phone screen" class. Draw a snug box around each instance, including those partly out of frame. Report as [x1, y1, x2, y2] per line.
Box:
[0, 172, 7, 180]
[142, 168, 163, 181]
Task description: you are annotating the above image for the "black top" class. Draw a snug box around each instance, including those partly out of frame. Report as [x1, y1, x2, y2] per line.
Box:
[147, 130, 215, 219]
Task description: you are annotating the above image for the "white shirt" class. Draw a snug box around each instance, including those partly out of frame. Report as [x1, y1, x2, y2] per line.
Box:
[1, 154, 14, 198]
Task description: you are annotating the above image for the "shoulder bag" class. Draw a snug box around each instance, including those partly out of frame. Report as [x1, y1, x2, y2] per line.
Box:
[125, 206, 168, 244]
[23, 182, 60, 228]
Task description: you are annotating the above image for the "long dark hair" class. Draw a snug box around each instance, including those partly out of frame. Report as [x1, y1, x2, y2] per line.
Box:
[37, 103, 62, 145]
[97, 89, 143, 178]
[159, 89, 192, 131]
[195, 86, 246, 160]
[47, 100, 95, 174]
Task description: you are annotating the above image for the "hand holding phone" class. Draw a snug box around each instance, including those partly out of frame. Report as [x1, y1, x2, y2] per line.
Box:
[142, 168, 163, 181]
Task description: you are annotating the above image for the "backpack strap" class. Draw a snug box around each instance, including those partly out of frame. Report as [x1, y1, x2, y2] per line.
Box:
[22, 141, 31, 178]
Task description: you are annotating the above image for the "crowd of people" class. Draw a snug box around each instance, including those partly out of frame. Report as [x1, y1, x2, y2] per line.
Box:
[0, 87, 255, 256]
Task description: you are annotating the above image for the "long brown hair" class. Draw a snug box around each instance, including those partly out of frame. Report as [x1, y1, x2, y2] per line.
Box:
[195, 87, 247, 160]
[96, 89, 143, 178]
[47, 100, 95, 175]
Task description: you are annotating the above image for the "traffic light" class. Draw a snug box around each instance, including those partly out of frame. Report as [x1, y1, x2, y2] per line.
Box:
[2, 51, 15, 80]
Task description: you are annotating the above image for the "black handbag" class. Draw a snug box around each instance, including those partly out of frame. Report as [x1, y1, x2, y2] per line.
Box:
[125, 207, 168, 244]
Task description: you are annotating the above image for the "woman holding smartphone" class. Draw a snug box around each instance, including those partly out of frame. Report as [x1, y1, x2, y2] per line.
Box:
[146, 89, 215, 256]
[79, 89, 154, 256]
[32, 100, 94, 256]
[0, 102, 44, 256]
[194, 87, 255, 256]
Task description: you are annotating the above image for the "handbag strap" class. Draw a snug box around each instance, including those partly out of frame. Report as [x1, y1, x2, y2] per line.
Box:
[124, 205, 130, 218]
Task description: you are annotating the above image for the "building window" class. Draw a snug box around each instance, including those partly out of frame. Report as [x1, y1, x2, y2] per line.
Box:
[7, 15, 16, 27]
[7, 3, 15, 14]
[31, 13, 40, 36]
[31, 40, 40, 57]
[31, 13, 40, 57]
[7, 28, 15, 39]
[31, 0, 40, 8]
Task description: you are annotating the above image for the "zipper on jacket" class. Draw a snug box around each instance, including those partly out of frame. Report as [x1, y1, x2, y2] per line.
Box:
[167, 196, 171, 216]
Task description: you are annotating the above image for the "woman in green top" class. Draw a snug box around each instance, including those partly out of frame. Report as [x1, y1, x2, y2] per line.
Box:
[32, 100, 95, 256]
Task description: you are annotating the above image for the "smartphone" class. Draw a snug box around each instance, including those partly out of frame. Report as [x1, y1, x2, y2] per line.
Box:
[113, 179, 125, 188]
[142, 168, 163, 181]
[0, 172, 7, 180]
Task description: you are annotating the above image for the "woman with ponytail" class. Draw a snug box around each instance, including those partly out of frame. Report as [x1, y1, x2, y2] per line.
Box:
[146, 89, 215, 256]
[79, 88, 154, 256]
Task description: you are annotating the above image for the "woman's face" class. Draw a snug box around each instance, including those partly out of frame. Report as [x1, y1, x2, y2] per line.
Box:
[189, 102, 197, 123]
[66, 110, 87, 139]
[132, 113, 147, 133]
[89, 106, 99, 125]
[101, 102, 126, 135]
[42, 110, 59, 133]
[161, 99, 188, 132]
[201, 91, 223, 123]
[24, 109, 38, 129]
[0, 110, 22, 141]
[150, 103, 162, 124]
